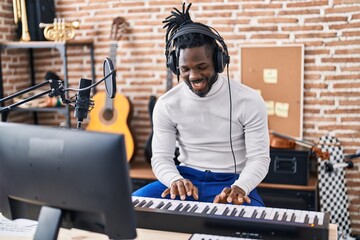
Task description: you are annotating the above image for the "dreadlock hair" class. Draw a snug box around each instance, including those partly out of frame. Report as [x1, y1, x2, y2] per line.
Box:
[163, 3, 217, 63]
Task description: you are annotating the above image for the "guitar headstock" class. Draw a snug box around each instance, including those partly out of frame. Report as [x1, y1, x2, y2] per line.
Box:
[110, 16, 128, 41]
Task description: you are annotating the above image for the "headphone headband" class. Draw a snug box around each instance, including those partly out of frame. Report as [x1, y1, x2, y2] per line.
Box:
[165, 22, 230, 74]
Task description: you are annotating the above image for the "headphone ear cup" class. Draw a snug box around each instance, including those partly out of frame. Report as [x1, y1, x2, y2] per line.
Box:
[167, 50, 178, 75]
[214, 46, 225, 73]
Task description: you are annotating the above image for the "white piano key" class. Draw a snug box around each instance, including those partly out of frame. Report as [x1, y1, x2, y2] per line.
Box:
[193, 202, 211, 214]
[213, 204, 227, 215]
[293, 210, 303, 223]
[317, 212, 325, 225]
[297, 211, 308, 223]
[234, 205, 246, 217]
[148, 198, 165, 209]
[263, 208, 274, 220]
[285, 209, 294, 222]
[242, 206, 256, 218]
[307, 211, 317, 224]
[275, 208, 287, 221]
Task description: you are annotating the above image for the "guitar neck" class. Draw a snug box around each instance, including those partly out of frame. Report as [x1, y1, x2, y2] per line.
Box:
[109, 43, 117, 66]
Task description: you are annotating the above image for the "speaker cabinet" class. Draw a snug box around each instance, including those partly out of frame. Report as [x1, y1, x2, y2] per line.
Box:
[26, 0, 56, 41]
[258, 187, 318, 211]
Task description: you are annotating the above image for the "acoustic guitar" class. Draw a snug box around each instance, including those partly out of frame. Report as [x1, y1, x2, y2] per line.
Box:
[87, 17, 135, 162]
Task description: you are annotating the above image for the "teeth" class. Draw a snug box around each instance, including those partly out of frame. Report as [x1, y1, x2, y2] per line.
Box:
[192, 79, 205, 85]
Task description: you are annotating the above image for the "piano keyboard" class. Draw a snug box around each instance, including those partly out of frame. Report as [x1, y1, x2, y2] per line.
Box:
[133, 196, 330, 240]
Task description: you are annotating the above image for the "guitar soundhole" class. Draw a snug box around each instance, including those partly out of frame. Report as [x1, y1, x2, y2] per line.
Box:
[103, 109, 114, 121]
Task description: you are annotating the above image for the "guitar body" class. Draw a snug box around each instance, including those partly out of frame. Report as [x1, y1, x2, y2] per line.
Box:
[87, 91, 135, 162]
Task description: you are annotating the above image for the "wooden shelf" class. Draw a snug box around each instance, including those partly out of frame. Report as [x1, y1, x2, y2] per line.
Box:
[130, 161, 155, 180]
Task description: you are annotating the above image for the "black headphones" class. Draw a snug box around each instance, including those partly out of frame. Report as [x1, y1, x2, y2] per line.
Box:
[165, 22, 230, 75]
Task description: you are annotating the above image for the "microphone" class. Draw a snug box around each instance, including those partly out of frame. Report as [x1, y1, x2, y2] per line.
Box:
[103, 57, 116, 99]
[74, 78, 93, 129]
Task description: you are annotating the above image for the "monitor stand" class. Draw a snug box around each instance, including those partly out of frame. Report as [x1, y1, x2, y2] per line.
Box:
[34, 206, 62, 240]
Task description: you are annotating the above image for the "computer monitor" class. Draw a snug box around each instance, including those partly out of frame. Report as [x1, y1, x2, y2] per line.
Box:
[0, 122, 137, 240]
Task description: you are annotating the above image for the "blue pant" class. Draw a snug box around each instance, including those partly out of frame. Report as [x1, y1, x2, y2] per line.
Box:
[132, 166, 265, 207]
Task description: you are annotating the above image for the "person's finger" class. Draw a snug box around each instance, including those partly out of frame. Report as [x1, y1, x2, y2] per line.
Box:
[170, 184, 179, 199]
[175, 181, 187, 200]
[193, 186, 199, 200]
[227, 188, 240, 203]
[220, 187, 231, 198]
[213, 194, 221, 203]
[183, 180, 193, 196]
[243, 195, 251, 204]
[161, 188, 170, 198]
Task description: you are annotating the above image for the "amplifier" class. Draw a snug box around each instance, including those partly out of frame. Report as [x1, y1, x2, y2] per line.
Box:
[263, 146, 311, 186]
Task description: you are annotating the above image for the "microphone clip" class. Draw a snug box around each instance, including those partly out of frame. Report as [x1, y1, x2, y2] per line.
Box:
[48, 79, 69, 104]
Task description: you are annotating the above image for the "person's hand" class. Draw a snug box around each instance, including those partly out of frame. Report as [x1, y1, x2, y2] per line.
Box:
[161, 179, 199, 201]
[213, 185, 251, 205]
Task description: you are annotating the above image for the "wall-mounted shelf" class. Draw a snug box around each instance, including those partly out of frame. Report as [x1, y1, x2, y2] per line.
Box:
[0, 40, 95, 127]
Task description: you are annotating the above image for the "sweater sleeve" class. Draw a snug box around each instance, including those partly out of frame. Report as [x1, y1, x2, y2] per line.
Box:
[151, 98, 183, 187]
[232, 94, 270, 195]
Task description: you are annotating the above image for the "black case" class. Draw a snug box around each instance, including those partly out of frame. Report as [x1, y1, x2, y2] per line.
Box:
[26, 0, 56, 41]
[263, 146, 311, 186]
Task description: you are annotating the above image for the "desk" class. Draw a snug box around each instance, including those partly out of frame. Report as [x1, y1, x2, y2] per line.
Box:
[0, 225, 338, 240]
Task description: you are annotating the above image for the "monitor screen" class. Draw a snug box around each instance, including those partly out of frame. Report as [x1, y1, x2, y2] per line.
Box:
[0, 122, 137, 240]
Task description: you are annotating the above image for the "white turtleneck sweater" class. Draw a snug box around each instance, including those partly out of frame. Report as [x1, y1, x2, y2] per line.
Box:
[151, 74, 270, 195]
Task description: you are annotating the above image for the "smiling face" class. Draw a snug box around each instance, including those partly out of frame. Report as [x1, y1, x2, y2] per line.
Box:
[178, 46, 218, 97]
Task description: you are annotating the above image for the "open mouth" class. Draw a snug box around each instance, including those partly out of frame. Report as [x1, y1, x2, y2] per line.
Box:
[190, 78, 207, 90]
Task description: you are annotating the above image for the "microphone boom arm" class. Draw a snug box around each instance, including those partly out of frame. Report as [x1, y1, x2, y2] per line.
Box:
[0, 81, 53, 113]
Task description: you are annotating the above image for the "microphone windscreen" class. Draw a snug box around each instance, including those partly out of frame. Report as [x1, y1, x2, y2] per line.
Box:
[103, 58, 116, 99]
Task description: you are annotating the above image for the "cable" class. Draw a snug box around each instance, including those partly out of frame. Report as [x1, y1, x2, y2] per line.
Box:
[225, 64, 237, 183]
[226, 64, 265, 208]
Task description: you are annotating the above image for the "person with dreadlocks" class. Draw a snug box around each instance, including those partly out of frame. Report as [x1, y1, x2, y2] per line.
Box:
[133, 3, 270, 206]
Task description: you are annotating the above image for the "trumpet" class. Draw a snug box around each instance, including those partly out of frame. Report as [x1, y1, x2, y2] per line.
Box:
[39, 18, 80, 41]
[12, 0, 31, 41]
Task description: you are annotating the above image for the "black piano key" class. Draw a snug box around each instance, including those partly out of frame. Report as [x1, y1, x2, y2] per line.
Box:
[201, 205, 210, 214]
[209, 206, 218, 215]
[136, 200, 147, 207]
[260, 210, 266, 219]
[181, 204, 191, 212]
[273, 212, 279, 221]
[230, 208, 237, 216]
[313, 215, 319, 225]
[290, 213, 296, 222]
[174, 203, 184, 211]
[132, 199, 139, 207]
[304, 214, 309, 224]
[282, 213, 287, 221]
[143, 200, 154, 208]
[251, 210, 258, 218]
[222, 207, 230, 216]
[239, 209, 246, 217]
[163, 202, 172, 210]
[155, 201, 164, 209]
[189, 204, 198, 213]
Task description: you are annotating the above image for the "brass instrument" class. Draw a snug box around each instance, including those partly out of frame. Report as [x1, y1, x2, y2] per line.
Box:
[12, 0, 31, 41]
[39, 18, 80, 41]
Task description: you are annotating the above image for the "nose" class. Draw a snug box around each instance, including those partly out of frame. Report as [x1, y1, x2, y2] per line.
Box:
[189, 69, 201, 81]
